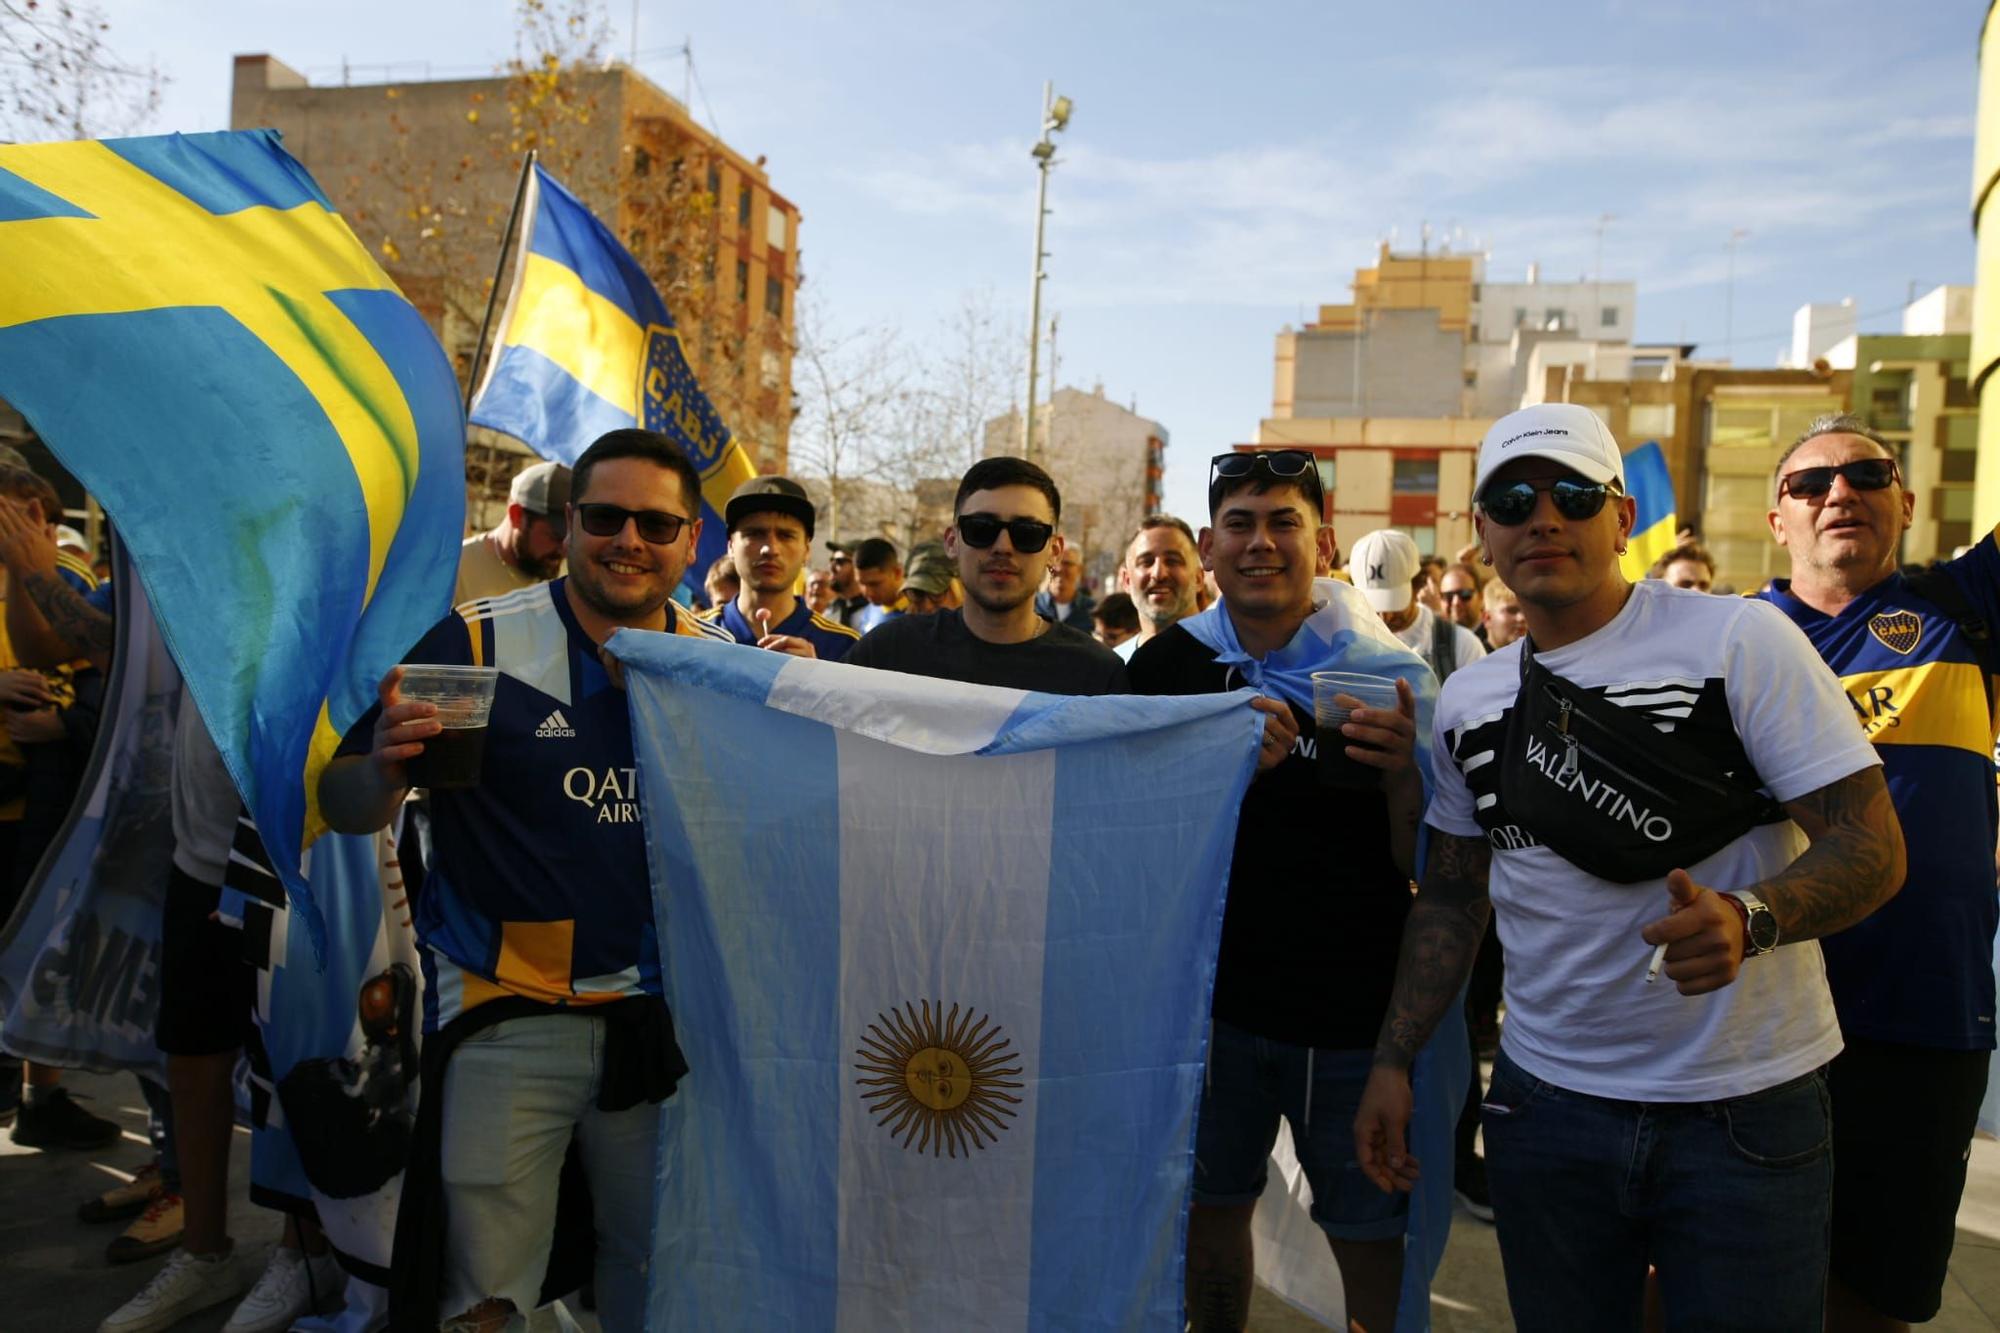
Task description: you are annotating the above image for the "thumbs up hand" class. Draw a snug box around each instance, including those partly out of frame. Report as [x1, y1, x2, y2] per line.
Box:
[1638, 868, 1747, 996]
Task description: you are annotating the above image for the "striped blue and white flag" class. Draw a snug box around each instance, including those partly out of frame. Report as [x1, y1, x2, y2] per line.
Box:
[613, 633, 1265, 1330]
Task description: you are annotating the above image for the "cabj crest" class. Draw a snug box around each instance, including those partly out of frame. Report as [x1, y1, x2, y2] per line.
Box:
[1868, 609, 1922, 656]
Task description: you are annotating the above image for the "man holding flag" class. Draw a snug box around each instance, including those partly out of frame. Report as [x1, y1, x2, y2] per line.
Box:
[322, 428, 728, 1331]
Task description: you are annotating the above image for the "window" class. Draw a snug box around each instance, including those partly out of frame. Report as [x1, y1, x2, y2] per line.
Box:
[1629, 404, 1674, 440]
[1947, 376, 1976, 409]
[764, 275, 783, 317]
[1513, 307, 1528, 327]
[736, 260, 750, 303]
[768, 205, 787, 251]
[760, 348, 782, 390]
[1544, 308, 1569, 329]
[738, 186, 752, 226]
[1391, 524, 1436, 556]
[1392, 457, 1438, 493]
[632, 147, 652, 177]
[706, 164, 721, 197]
[1600, 306, 1618, 328]
[1315, 458, 1337, 496]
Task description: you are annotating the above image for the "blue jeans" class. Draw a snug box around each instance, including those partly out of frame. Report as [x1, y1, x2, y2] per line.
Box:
[1482, 1048, 1831, 1332]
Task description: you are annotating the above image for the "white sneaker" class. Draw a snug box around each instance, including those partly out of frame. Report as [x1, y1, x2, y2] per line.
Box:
[99, 1246, 247, 1333]
[222, 1246, 345, 1333]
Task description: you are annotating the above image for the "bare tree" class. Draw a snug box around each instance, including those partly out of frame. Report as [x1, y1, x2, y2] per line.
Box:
[790, 291, 908, 544]
[924, 288, 1023, 470]
[0, 0, 161, 142]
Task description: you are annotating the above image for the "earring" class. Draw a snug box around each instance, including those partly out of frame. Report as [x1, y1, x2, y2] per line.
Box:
[1480, 553, 1493, 566]
[1616, 545, 1628, 556]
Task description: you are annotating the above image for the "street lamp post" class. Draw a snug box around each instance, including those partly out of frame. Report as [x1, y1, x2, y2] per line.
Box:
[1023, 82, 1072, 461]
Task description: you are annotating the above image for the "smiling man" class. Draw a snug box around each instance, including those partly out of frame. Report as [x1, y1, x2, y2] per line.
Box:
[1128, 449, 1427, 1333]
[846, 456, 1124, 694]
[1756, 413, 2000, 1333]
[321, 428, 730, 1332]
[1115, 513, 1203, 661]
[1355, 403, 1906, 1331]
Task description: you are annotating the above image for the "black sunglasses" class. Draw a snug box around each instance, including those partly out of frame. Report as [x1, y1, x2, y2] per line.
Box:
[1209, 450, 1326, 510]
[1441, 587, 1478, 602]
[574, 502, 690, 545]
[955, 512, 1055, 553]
[1478, 478, 1619, 527]
[1777, 458, 1899, 500]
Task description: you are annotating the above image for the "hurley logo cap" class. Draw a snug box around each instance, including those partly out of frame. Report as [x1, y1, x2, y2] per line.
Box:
[1347, 528, 1422, 614]
[1474, 403, 1625, 498]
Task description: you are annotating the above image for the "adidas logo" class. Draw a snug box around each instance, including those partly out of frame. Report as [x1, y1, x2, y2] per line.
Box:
[535, 709, 577, 739]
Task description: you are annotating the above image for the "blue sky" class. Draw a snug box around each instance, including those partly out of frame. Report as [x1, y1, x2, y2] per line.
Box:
[100, 0, 1980, 522]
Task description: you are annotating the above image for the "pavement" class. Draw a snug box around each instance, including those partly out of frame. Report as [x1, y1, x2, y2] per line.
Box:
[7, 1068, 2000, 1331]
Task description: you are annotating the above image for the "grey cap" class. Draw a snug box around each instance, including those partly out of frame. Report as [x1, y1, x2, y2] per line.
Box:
[509, 460, 572, 516]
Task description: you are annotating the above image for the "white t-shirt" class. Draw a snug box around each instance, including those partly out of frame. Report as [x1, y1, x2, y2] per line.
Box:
[170, 690, 242, 886]
[1395, 603, 1486, 680]
[1426, 580, 1877, 1102]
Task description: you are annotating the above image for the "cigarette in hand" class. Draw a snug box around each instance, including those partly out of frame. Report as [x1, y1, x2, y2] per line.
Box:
[1644, 941, 1668, 985]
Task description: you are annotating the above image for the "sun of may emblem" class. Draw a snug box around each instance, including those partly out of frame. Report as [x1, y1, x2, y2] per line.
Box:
[854, 1000, 1023, 1158]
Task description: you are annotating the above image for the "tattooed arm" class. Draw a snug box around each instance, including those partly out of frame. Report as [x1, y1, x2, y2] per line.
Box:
[1641, 766, 1903, 995]
[1353, 830, 1492, 1193]
[0, 496, 111, 671]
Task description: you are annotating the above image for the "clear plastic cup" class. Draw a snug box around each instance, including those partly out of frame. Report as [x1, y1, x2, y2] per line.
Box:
[397, 664, 500, 790]
[1310, 671, 1400, 789]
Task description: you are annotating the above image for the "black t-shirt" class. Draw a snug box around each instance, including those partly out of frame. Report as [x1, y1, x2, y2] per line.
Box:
[847, 609, 1128, 695]
[1127, 623, 1410, 1050]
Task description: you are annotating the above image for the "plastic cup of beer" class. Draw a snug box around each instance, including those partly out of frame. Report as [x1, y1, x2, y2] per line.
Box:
[1310, 671, 1400, 790]
[397, 664, 500, 790]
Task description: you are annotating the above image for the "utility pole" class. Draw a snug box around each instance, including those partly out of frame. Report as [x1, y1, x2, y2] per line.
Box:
[1023, 82, 1072, 461]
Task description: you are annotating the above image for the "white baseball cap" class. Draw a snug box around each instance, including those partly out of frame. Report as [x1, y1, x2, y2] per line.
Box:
[1474, 403, 1625, 499]
[1348, 528, 1422, 614]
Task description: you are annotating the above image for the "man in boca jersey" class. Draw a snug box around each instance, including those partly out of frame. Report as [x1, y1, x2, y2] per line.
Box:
[320, 428, 731, 1332]
[1760, 412, 2000, 1332]
[701, 474, 860, 661]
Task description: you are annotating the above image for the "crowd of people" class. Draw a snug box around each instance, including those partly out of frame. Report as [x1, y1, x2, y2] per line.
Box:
[0, 396, 1991, 1332]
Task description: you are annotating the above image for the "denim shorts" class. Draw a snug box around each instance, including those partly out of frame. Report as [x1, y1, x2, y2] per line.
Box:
[1482, 1047, 1831, 1331]
[1191, 1019, 1408, 1242]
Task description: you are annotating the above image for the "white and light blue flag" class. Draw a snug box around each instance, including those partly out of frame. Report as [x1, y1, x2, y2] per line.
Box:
[614, 633, 1264, 1329]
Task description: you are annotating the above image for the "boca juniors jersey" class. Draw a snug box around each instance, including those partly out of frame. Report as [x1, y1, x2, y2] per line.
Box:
[339, 579, 733, 1032]
[702, 596, 861, 662]
[1757, 531, 2000, 1050]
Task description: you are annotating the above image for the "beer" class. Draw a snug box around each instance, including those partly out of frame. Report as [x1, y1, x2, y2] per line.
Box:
[405, 723, 488, 790]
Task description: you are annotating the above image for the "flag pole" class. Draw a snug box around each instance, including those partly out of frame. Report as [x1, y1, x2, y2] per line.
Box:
[467, 148, 537, 414]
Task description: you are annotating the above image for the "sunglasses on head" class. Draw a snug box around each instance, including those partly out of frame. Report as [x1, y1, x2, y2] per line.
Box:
[1477, 477, 1619, 527]
[1209, 450, 1326, 509]
[1777, 458, 1899, 500]
[955, 512, 1055, 553]
[574, 502, 689, 545]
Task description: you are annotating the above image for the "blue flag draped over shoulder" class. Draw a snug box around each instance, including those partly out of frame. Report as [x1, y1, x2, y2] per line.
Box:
[0, 130, 464, 952]
[468, 164, 756, 593]
[613, 633, 1264, 1329]
[1619, 440, 1677, 582]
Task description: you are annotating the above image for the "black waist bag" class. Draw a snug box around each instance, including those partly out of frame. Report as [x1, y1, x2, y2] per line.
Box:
[1497, 642, 1786, 883]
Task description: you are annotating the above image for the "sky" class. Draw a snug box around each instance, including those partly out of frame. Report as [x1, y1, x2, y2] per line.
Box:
[90, 0, 1982, 525]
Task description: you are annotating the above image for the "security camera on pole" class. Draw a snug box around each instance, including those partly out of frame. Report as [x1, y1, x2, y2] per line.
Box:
[1023, 82, 1072, 463]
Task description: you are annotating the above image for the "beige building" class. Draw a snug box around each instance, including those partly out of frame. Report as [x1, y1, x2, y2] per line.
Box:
[230, 52, 801, 512]
[1249, 416, 1490, 560]
[985, 386, 1168, 591]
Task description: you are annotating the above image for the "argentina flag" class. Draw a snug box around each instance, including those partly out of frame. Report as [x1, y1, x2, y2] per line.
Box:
[468, 163, 756, 594]
[612, 632, 1264, 1329]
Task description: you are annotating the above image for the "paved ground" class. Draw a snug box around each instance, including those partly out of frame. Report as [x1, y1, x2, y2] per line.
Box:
[7, 1068, 2000, 1331]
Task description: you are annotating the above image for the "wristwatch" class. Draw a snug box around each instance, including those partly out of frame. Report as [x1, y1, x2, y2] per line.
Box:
[1724, 890, 1780, 957]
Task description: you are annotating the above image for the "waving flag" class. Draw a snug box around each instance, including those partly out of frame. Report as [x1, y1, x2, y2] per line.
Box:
[612, 632, 1262, 1329]
[1620, 440, 1678, 581]
[468, 163, 755, 593]
[0, 130, 464, 952]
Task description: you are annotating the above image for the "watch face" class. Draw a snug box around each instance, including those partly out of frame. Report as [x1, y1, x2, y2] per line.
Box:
[1748, 908, 1780, 953]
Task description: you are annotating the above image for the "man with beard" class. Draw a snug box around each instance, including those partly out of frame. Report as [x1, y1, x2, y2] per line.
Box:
[455, 461, 569, 604]
[322, 429, 729, 1332]
[847, 457, 1125, 694]
[822, 542, 870, 629]
[703, 475, 859, 662]
[1115, 514, 1202, 662]
[1757, 414, 1999, 1331]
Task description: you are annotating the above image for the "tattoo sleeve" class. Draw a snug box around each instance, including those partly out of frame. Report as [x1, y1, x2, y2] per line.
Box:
[19, 569, 113, 658]
[1373, 831, 1492, 1070]
[1758, 765, 1906, 943]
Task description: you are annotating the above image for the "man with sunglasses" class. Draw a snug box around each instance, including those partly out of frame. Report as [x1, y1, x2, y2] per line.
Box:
[846, 456, 1125, 694]
[1756, 413, 2000, 1332]
[1356, 402, 1906, 1331]
[822, 542, 870, 629]
[321, 428, 730, 1332]
[1127, 448, 1428, 1333]
[455, 460, 571, 605]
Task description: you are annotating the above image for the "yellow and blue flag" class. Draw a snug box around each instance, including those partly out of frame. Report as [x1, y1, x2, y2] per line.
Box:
[1621, 439, 1678, 581]
[469, 164, 755, 591]
[0, 130, 464, 953]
